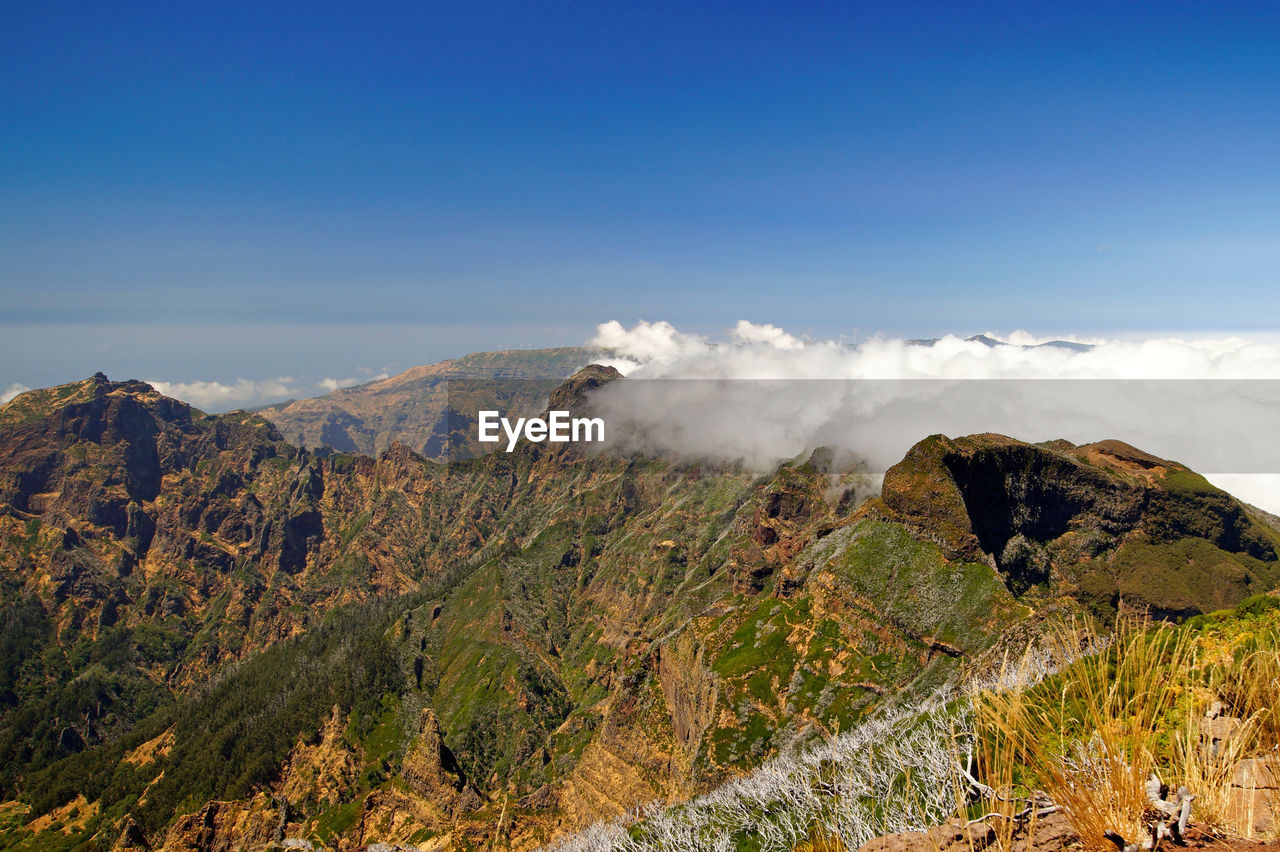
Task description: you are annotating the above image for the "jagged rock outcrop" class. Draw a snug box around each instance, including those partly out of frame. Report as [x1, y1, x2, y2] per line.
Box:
[156, 796, 279, 852]
[279, 706, 362, 808]
[110, 816, 150, 851]
[400, 708, 465, 805]
[545, 363, 622, 413]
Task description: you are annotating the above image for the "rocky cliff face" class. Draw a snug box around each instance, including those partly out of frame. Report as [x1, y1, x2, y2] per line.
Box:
[0, 374, 453, 675]
[2, 374, 1276, 852]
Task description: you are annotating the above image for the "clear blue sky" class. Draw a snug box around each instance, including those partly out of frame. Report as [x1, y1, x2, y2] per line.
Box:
[3, 1, 1279, 397]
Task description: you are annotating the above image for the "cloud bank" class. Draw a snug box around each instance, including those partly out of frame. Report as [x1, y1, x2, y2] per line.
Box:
[147, 378, 304, 411]
[145, 368, 391, 410]
[318, 371, 390, 393]
[587, 320, 1280, 513]
[591, 320, 1280, 380]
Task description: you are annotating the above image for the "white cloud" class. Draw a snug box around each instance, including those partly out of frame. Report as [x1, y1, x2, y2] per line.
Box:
[593, 321, 1280, 381]
[318, 371, 390, 393]
[589, 319, 711, 372]
[1, 383, 31, 405]
[147, 370, 394, 409]
[730, 320, 805, 350]
[147, 377, 302, 411]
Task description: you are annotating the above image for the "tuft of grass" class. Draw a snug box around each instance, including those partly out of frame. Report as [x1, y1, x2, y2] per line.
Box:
[1169, 702, 1255, 832]
[970, 662, 1036, 852]
[791, 825, 848, 851]
[1206, 624, 1280, 750]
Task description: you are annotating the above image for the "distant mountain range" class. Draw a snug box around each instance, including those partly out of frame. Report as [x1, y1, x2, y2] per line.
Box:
[907, 333, 1095, 352]
[258, 347, 595, 459]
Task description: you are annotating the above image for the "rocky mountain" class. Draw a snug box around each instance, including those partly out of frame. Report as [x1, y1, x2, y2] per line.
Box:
[257, 347, 595, 459]
[879, 434, 1280, 617]
[905, 334, 1094, 352]
[0, 370, 1276, 851]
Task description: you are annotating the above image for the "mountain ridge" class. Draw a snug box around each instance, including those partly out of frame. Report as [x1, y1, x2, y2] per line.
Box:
[258, 347, 596, 458]
[1, 370, 1276, 850]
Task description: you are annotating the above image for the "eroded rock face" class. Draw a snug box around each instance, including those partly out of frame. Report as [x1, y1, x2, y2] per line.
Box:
[546, 364, 622, 414]
[0, 375, 481, 686]
[109, 816, 150, 851]
[156, 796, 279, 852]
[732, 465, 835, 593]
[280, 707, 362, 808]
[657, 634, 717, 760]
[882, 434, 1143, 571]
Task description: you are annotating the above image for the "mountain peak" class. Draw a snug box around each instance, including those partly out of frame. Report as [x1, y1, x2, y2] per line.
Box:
[259, 347, 596, 458]
[546, 363, 622, 413]
[0, 373, 159, 430]
[878, 432, 1277, 615]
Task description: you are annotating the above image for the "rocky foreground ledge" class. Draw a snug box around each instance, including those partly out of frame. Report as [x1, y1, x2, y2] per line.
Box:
[862, 815, 1280, 852]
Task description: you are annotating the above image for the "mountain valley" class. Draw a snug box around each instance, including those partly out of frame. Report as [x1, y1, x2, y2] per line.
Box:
[1, 363, 1278, 851]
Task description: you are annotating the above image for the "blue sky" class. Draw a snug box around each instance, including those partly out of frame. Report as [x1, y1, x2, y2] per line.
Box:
[3, 1, 1279, 398]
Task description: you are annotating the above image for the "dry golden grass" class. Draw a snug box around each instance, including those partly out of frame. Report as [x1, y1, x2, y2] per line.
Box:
[974, 613, 1280, 848]
[969, 669, 1034, 852]
[1211, 628, 1280, 749]
[1197, 626, 1280, 839]
[1170, 696, 1255, 832]
[974, 618, 1197, 852]
[794, 611, 1280, 852]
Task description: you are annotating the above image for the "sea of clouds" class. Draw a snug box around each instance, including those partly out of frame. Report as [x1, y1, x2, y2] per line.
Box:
[593, 320, 1280, 380]
[146, 370, 390, 411]
[587, 320, 1280, 513]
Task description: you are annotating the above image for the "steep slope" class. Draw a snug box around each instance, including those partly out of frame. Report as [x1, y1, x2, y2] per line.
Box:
[1, 375, 1277, 851]
[258, 347, 594, 458]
